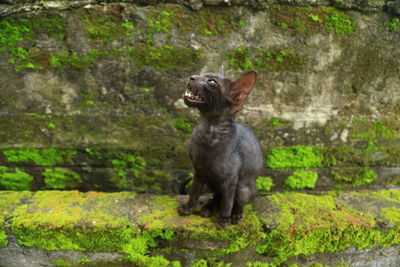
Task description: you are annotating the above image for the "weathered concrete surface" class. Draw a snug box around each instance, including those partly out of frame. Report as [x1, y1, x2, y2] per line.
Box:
[0, 190, 399, 266]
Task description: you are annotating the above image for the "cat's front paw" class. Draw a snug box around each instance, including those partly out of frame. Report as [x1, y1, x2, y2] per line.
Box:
[231, 213, 243, 225]
[178, 203, 193, 216]
[218, 216, 231, 226]
[200, 206, 212, 217]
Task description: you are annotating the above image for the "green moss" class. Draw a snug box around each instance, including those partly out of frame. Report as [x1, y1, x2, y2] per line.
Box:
[331, 168, 377, 187]
[108, 153, 173, 192]
[256, 176, 274, 192]
[83, 9, 134, 43]
[387, 176, 400, 186]
[111, 153, 146, 189]
[173, 118, 194, 134]
[148, 9, 173, 33]
[191, 258, 232, 267]
[42, 168, 83, 190]
[360, 190, 400, 205]
[122, 230, 180, 266]
[0, 13, 66, 71]
[3, 148, 76, 166]
[0, 191, 32, 247]
[0, 166, 33, 191]
[270, 5, 354, 35]
[127, 44, 203, 72]
[351, 120, 397, 152]
[135, 169, 173, 192]
[255, 192, 399, 263]
[11, 191, 136, 251]
[138, 196, 265, 257]
[246, 262, 275, 267]
[389, 17, 400, 32]
[381, 207, 400, 225]
[49, 49, 107, 69]
[227, 47, 304, 71]
[266, 146, 323, 169]
[0, 228, 6, 247]
[54, 259, 73, 267]
[322, 7, 354, 34]
[183, 205, 265, 255]
[320, 143, 399, 168]
[118, 196, 181, 266]
[9, 191, 183, 266]
[269, 118, 284, 128]
[283, 170, 318, 190]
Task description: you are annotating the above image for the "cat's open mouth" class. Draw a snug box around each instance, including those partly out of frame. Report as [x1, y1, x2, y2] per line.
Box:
[184, 90, 206, 104]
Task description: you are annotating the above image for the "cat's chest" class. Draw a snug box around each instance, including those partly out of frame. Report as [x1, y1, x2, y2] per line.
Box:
[189, 125, 238, 171]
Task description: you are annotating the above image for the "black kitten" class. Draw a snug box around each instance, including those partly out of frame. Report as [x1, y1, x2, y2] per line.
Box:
[177, 71, 263, 226]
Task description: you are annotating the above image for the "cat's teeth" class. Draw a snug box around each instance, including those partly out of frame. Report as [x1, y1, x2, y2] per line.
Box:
[185, 90, 204, 102]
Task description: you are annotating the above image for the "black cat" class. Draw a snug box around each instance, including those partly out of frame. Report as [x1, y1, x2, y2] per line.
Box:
[177, 71, 263, 226]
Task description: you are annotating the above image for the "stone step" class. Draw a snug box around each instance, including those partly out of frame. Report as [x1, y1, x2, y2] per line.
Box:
[1, 147, 400, 193]
[0, 189, 399, 266]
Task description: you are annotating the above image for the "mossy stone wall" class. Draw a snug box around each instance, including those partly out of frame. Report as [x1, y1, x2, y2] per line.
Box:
[0, 2, 399, 193]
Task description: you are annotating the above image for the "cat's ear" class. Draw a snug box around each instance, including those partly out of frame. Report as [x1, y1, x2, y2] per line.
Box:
[219, 65, 224, 76]
[230, 71, 257, 105]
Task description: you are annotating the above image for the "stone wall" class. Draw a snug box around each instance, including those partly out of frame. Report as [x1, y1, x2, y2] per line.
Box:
[0, 1, 399, 193]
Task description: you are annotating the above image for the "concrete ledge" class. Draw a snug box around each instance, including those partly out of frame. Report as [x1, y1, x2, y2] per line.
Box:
[0, 190, 399, 266]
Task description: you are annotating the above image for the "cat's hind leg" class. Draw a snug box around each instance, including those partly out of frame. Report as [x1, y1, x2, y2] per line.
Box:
[200, 193, 221, 217]
[231, 185, 252, 224]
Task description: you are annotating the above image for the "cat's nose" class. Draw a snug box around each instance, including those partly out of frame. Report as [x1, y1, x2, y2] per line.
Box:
[190, 75, 202, 81]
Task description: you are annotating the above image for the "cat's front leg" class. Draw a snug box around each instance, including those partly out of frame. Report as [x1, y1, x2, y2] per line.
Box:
[218, 179, 237, 226]
[178, 176, 204, 215]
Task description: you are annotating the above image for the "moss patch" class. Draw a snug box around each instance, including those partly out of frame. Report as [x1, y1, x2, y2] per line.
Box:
[3, 148, 76, 166]
[148, 4, 242, 36]
[139, 195, 265, 257]
[11, 191, 136, 251]
[256, 176, 274, 193]
[0, 13, 65, 71]
[266, 146, 323, 169]
[0, 190, 399, 265]
[388, 17, 400, 32]
[255, 191, 399, 263]
[42, 168, 83, 190]
[127, 45, 203, 72]
[350, 120, 397, 152]
[49, 49, 106, 69]
[0, 191, 32, 247]
[331, 167, 377, 188]
[227, 47, 304, 71]
[270, 5, 354, 35]
[283, 170, 318, 190]
[0, 166, 33, 191]
[83, 8, 134, 43]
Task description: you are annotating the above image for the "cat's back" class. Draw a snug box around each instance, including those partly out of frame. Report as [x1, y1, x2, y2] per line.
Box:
[236, 123, 263, 171]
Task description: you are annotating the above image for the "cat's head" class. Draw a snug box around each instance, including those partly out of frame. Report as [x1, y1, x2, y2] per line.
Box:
[183, 71, 257, 115]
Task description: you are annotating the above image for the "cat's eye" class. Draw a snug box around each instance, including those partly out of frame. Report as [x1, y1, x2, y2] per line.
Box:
[207, 79, 217, 84]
